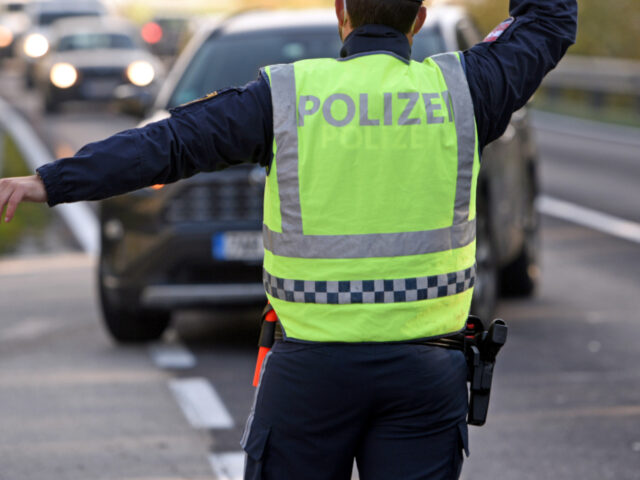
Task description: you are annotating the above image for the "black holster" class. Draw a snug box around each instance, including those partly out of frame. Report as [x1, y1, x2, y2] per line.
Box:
[464, 316, 508, 426]
[419, 315, 508, 426]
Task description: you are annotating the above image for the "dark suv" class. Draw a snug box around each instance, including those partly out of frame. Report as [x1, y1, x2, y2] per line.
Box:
[99, 7, 539, 342]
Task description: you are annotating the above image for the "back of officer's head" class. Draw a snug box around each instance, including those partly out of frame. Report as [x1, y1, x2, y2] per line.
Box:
[346, 0, 423, 34]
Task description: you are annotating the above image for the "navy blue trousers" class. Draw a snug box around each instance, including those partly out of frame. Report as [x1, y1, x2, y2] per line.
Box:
[242, 341, 469, 480]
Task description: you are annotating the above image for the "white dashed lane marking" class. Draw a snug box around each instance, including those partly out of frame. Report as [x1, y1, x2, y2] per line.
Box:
[209, 452, 246, 480]
[0, 317, 60, 342]
[169, 377, 235, 430]
[207, 452, 361, 479]
[149, 342, 198, 370]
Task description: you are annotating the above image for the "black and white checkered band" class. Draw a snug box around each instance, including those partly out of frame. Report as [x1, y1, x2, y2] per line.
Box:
[263, 265, 476, 305]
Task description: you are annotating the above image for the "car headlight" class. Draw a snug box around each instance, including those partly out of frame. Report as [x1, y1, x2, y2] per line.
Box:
[126, 60, 155, 87]
[0, 26, 13, 49]
[50, 63, 78, 89]
[24, 33, 49, 58]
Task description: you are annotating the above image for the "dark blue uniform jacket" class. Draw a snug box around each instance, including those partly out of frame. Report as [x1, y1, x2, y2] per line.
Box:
[38, 0, 577, 206]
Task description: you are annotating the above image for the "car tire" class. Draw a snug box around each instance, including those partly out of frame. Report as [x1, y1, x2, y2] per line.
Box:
[471, 191, 498, 325]
[98, 262, 171, 343]
[500, 163, 540, 297]
[499, 242, 537, 297]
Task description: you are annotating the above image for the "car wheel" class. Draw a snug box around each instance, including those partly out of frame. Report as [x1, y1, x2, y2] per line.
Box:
[471, 192, 498, 324]
[98, 261, 171, 343]
[500, 163, 540, 297]
[499, 241, 537, 297]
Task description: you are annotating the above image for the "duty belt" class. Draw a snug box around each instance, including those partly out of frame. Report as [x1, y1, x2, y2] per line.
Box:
[252, 308, 507, 427]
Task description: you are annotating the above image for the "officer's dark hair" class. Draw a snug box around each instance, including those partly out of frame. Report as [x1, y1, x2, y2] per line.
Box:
[346, 0, 423, 34]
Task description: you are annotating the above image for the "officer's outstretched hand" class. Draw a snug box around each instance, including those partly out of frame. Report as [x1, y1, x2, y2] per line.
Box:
[0, 175, 48, 223]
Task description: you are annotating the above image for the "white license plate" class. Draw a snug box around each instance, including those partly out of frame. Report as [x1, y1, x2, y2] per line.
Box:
[212, 231, 263, 261]
[83, 79, 118, 98]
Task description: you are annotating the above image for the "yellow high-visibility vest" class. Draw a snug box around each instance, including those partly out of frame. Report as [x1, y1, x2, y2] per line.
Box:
[262, 51, 480, 342]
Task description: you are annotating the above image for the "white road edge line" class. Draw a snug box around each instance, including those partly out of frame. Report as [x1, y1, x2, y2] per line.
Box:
[538, 195, 640, 244]
[208, 452, 246, 480]
[169, 378, 234, 430]
[149, 342, 197, 370]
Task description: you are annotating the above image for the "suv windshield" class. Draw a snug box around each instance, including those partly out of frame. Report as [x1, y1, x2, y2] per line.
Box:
[167, 26, 447, 109]
[58, 33, 135, 51]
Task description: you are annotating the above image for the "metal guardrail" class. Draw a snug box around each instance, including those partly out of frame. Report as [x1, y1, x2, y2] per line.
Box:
[0, 97, 99, 254]
[543, 55, 640, 97]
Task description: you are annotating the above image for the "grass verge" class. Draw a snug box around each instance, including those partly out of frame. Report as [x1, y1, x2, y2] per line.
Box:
[0, 134, 53, 256]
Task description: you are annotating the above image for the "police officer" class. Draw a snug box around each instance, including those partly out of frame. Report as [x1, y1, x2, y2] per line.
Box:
[0, 0, 577, 478]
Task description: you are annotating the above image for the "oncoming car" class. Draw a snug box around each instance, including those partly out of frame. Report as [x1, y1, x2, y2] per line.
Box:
[0, 0, 29, 60]
[34, 16, 164, 112]
[18, 0, 108, 88]
[98, 7, 539, 342]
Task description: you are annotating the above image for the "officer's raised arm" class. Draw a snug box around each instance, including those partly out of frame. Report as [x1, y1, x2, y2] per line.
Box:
[0, 77, 273, 222]
[463, 0, 578, 148]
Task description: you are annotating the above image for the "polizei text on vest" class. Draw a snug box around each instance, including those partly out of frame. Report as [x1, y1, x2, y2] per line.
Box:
[298, 91, 454, 127]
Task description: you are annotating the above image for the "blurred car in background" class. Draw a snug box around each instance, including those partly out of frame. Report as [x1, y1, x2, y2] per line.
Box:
[0, 0, 29, 60]
[34, 16, 164, 112]
[99, 7, 539, 342]
[140, 15, 198, 65]
[17, 0, 109, 87]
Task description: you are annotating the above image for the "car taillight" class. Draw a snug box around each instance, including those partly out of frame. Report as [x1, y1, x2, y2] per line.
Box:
[141, 22, 163, 45]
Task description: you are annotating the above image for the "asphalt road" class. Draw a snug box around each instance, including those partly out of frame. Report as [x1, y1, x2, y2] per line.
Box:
[1, 63, 640, 479]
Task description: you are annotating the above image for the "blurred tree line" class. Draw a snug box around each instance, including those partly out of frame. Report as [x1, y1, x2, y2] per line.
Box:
[123, 0, 639, 60]
[454, 0, 640, 60]
[241, 0, 640, 60]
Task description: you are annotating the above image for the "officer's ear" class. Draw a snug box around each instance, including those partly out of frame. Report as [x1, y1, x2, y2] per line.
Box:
[411, 6, 427, 36]
[335, 0, 347, 26]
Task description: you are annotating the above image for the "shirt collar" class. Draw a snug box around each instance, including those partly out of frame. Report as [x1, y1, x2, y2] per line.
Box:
[340, 24, 412, 61]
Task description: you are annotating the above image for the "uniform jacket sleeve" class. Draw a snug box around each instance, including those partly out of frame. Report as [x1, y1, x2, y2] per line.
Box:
[464, 0, 578, 148]
[37, 74, 273, 206]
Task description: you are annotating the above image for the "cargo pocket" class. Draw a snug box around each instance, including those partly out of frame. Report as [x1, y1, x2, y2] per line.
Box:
[241, 419, 271, 480]
[457, 421, 469, 457]
[452, 421, 470, 479]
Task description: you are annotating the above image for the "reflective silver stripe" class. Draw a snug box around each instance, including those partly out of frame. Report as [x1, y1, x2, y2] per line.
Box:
[263, 220, 475, 259]
[269, 64, 303, 233]
[431, 52, 477, 225]
[264, 265, 476, 304]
